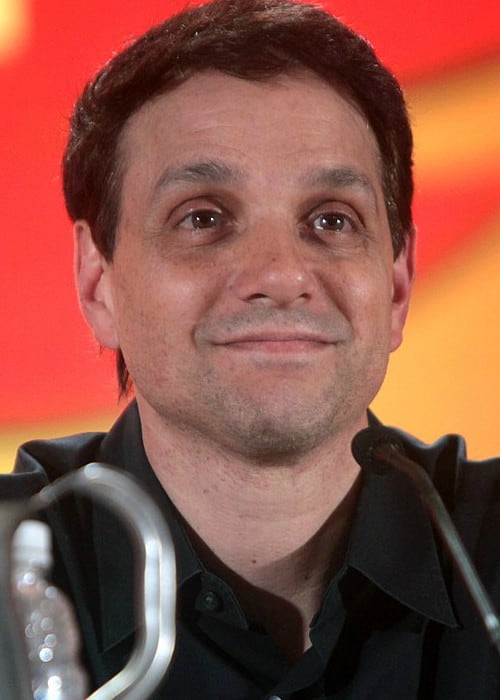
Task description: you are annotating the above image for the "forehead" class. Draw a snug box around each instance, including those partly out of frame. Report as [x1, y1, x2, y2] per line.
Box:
[118, 70, 382, 198]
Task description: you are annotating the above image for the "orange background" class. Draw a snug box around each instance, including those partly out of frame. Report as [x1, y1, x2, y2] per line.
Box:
[0, 0, 499, 471]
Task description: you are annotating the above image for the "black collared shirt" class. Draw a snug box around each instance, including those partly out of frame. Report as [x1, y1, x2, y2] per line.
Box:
[6, 402, 500, 698]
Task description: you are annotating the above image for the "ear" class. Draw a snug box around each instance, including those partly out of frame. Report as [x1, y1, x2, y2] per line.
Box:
[74, 220, 120, 350]
[390, 228, 416, 352]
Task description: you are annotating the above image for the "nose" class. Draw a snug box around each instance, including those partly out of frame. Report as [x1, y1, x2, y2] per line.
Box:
[229, 224, 316, 307]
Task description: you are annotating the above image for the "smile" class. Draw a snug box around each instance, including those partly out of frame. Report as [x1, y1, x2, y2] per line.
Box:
[218, 335, 334, 354]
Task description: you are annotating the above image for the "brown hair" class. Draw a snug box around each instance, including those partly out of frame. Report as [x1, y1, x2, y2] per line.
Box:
[63, 0, 414, 394]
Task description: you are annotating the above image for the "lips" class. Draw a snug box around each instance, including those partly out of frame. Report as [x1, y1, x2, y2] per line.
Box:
[210, 329, 337, 357]
[196, 309, 348, 349]
[222, 339, 331, 355]
[220, 331, 333, 345]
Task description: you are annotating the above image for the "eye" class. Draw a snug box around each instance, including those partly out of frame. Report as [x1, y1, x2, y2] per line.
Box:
[312, 212, 358, 234]
[178, 209, 223, 232]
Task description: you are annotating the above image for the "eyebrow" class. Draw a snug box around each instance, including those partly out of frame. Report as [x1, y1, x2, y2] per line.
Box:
[152, 159, 244, 199]
[300, 166, 379, 212]
[151, 161, 379, 212]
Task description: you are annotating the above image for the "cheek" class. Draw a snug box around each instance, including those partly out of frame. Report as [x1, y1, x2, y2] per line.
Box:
[327, 258, 393, 331]
[111, 257, 219, 357]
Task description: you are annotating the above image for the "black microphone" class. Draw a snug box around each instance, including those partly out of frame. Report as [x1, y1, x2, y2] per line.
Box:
[352, 426, 500, 659]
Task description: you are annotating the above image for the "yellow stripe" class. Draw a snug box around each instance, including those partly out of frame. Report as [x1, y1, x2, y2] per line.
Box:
[0, 0, 29, 61]
[373, 214, 500, 460]
[0, 410, 120, 474]
[408, 58, 500, 181]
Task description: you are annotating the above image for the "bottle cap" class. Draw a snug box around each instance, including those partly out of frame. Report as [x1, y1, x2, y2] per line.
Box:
[12, 519, 53, 569]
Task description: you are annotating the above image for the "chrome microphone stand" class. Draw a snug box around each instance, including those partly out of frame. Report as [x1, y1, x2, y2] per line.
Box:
[0, 464, 177, 700]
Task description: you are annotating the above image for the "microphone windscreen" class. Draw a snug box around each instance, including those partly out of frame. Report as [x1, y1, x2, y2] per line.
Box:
[351, 426, 404, 471]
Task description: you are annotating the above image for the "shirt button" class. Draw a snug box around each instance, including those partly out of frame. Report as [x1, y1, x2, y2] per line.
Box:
[201, 590, 221, 612]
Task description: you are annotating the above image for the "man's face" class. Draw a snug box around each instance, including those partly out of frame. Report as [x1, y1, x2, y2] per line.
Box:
[80, 70, 413, 459]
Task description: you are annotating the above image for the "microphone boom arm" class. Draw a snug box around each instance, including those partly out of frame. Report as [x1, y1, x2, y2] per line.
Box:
[371, 439, 500, 659]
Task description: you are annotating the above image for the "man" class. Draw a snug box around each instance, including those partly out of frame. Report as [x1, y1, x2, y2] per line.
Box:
[3, 0, 499, 697]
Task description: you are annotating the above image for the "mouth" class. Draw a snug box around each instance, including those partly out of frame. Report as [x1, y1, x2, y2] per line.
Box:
[215, 331, 335, 354]
[225, 340, 330, 354]
[199, 310, 346, 356]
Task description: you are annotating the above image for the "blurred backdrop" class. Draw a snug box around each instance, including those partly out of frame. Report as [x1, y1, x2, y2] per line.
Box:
[1, 0, 499, 471]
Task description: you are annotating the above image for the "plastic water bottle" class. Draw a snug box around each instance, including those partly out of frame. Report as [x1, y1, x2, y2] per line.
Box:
[11, 519, 89, 700]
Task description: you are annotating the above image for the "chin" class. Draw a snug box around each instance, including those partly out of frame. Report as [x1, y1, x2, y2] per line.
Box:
[218, 406, 345, 463]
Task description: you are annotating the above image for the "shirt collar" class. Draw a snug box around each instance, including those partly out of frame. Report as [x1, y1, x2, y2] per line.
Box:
[346, 415, 458, 627]
[92, 403, 458, 652]
[93, 402, 201, 651]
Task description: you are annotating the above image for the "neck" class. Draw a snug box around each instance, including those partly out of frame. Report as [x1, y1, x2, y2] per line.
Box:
[139, 401, 363, 659]
[184, 479, 359, 659]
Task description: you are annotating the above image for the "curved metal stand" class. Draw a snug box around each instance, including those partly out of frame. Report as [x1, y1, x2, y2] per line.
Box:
[0, 463, 177, 700]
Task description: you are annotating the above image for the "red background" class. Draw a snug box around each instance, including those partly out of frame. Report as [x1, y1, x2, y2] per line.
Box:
[0, 0, 499, 465]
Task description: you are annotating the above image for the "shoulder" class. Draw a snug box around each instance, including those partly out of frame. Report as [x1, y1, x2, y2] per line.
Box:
[1, 402, 142, 501]
[0, 431, 106, 500]
[392, 426, 500, 563]
[393, 427, 500, 499]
